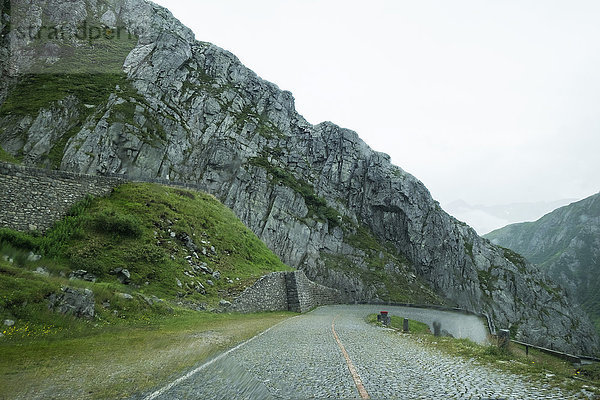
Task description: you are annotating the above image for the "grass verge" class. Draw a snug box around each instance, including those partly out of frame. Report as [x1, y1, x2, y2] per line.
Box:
[367, 313, 430, 334]
[367, 313, 600, 396]
[0, 311, 294, 400]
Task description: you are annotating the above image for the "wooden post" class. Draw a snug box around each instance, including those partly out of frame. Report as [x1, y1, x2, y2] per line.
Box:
[403, 318, 409, 332]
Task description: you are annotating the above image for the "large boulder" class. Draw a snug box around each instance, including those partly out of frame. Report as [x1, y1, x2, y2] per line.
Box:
[47, 287, 95, 319]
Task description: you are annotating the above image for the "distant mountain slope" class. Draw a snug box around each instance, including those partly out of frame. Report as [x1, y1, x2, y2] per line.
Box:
[0, 0, 598, 354]
[445, 198, 577, 235]
[485, 193, 600, 329]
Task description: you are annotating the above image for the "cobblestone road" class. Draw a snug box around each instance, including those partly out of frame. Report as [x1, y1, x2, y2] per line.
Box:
[143, 305, 589, 400]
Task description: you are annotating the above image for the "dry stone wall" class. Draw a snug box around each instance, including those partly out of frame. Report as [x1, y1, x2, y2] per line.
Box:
[306, 273, 345, 308]
[295, 271, 343, 312]
[0, 162, 126, 232]
[232, 271, 345, 313]
[230, 272, 288, 313]
[0, 161, 211, 232]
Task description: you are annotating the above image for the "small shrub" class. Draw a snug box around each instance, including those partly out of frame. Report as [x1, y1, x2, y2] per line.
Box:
[36, 196, 95, 257]
[90, 211, 142, 238]
[175, 189, 195, 200]
[39, 216, 86, 258]
[579, 363, 600, 381]
[0, 229, 39, 251]
[68, 195, 94, 217]
[465, 241, 474, 259]
[501, 246, 527, 273]
[0, 244, 33, 267]
[483, 344, 511, 359]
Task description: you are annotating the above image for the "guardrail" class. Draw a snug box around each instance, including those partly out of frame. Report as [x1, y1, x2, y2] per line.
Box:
[512, 340, 600, 365]
[354, 301, 599, 363]
[353, 301, 496, 335]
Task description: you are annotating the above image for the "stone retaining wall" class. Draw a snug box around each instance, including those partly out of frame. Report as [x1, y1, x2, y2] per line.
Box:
[230, 272, 288, 313]
[232, 271, 344, 313]
[0, 161, 218, 232]
[295, 271, 343, 312]
[0, 162, 126, 232]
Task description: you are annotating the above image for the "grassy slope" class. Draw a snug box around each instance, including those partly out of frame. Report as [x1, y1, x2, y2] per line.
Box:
[0, 182, 294, 398]
[1, 182, 291, 316]
[0, 146, 18, 163]
[54, 182, 291, 301]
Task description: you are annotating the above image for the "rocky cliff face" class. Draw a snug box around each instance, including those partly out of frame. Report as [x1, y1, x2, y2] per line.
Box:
[0, 0, 11, 105]
[1, 0, 598, 354]
[486, 193, 600, 332]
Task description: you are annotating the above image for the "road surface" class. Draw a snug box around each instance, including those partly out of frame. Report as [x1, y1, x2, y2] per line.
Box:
[140, 305, 585, 399]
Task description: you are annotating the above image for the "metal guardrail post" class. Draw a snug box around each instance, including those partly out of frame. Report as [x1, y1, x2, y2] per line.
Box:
[433, 321, 441, 337]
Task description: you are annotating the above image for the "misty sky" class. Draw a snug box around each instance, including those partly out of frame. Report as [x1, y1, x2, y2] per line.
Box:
[152, 0, 600, 212]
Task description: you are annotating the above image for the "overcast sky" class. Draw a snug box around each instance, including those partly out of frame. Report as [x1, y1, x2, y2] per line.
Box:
[153, 0, 600, 211]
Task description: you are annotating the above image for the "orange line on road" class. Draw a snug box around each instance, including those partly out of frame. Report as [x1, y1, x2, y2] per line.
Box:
[332, 316, 370, 399]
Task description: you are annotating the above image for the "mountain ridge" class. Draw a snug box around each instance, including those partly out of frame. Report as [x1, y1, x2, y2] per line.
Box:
[485, 192, 600, 331]
[0, 0, 598, 354]
[445, 198, 579, 235]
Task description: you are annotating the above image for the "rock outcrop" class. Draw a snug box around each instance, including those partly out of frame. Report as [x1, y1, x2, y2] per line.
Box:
[47, 287, 95, 319]
[1, 0, 598, 354]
